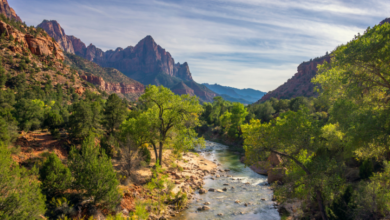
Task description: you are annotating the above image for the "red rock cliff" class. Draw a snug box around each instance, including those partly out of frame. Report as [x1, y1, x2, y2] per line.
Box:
[81, 75, 144, 94]
[0, 0, 21, 22]
[0, 21, 64, 60]
[37, 20, 75, 54]
[259, 55, 331, 102]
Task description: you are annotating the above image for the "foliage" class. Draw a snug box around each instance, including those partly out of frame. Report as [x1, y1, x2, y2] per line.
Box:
[103, 94, 128, 135]
[39, 153, 72, 200]
[68, 135, 120, 209]
[0, 142, 46, 219]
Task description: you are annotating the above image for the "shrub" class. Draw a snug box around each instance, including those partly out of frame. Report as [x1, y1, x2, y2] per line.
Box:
[140, 146, 151, 165]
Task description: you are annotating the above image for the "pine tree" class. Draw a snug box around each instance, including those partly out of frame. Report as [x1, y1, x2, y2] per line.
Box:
[68, 135, 120, 209]
[39, 153, 72, 200]
[0, 142, 46, 219]
[103, 94, 127, 135]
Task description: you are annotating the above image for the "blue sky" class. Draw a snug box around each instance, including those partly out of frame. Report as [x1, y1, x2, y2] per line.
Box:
[11, 0, 389, 91]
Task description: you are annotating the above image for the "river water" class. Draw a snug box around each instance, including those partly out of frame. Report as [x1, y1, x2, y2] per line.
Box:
[173, 141, 281, 220]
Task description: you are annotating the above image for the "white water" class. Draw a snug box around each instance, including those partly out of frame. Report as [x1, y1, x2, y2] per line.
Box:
[174, 141, 281, 220]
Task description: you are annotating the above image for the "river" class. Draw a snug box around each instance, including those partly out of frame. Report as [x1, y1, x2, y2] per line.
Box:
[173, 141, 281, 220]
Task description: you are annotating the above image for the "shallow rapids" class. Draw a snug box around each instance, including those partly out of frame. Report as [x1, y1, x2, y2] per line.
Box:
[173, 141, 280, 220]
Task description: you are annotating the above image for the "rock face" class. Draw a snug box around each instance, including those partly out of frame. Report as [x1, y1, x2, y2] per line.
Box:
[80, 75, 144, 95]
[259, 55, 331, 102]
[380, 18, 390, 25]
[268, 168, 286, 184]
[0, 21, 64, 60]
[38, 20, 216, 101]
[37, 20, 75, 53]
[0, 0, 21, 22]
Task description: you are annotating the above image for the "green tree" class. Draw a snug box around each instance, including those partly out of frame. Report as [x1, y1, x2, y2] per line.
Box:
[229, 102, 248, 137]
[0, 143, 46, 219]
[103, 94, 127, 135]
[69, 100, 102, 141]
[68, 135, 120, 209]
[39, 153, 72, 199]
[13, 99, 46, 131]
[120, 85, 204, 166]
[242, 109, 332, 220]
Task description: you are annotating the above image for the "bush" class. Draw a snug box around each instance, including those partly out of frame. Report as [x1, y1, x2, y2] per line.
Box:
[140, 146, 151, 165]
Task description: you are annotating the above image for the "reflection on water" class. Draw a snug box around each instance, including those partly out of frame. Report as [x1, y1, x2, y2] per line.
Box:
[174, 141, 280, 220]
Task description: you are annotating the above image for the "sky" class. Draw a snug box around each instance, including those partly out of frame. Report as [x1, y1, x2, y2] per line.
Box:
[11, 0, 390, 91]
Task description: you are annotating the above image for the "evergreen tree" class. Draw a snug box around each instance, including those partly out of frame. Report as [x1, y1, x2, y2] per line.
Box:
[0, 142, 46, 219]
[39, 153, 72, 200]
[103, 94, 127, 135]
[68, 135, 120, 209]
[69, 100, 102, 141]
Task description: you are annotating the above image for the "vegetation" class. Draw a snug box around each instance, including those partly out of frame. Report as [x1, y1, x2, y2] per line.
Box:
[242, 22, 390, 220]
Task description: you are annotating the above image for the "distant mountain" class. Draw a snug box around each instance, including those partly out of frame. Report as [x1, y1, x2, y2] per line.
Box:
[38, 20, 216, 102]
[258, 55, 330, 102]
[202, 83, 266, 104]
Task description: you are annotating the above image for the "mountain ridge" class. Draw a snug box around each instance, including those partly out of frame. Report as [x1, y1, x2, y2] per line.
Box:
[202, 83, 265, 104]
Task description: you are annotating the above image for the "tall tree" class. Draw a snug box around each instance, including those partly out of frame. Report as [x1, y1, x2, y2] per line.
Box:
[120, 85, 204, 166]
[103, 94, 127, 135]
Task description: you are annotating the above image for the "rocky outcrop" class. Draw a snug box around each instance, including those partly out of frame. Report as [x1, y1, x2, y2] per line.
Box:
[0, 0, 21, 22]
[37, 20, 75, 53]
[67, 35, 86, 57]
[259, 55, 331, 102]
[80, 74, 144, 95]
[0, 21, 64, 60]
[380, 18, 390, 25]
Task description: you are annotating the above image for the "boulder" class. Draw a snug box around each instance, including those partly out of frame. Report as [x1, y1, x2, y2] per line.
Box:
[250, 161, 272, 175]
[267, 152, 283, 166]
[199, 188, 207, 194]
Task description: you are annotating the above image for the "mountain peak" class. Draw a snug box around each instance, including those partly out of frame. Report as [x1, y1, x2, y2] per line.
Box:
[0, 0, 22, 22]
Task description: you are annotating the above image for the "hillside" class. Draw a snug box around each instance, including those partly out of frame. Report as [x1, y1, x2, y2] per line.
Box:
[202, 83, 265, 104]
[64, 52, 144, 101]
[38, 20, 217, 102]
[258, 54, 330, 102]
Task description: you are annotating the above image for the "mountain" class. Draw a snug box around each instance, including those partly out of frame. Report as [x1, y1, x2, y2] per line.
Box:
[65, 53, 144, 101]
[202, 83, 266, 104]
[38, 20, 216, 102]
[0, 0, 21, 22]
[258, 55, 331, 102]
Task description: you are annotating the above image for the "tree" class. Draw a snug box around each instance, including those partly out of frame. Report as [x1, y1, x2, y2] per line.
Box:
[120, 85, 204, 166]
[242, 109, 331, 220]
[68, 135, 120, 209]
[13, 99, 46, 131]
[103, 94, 127, 135]
[69, 100, 102, 141]
[229, 102, 248, 137]
[0, 142, 46, 219]
[39, 153, 72, 200]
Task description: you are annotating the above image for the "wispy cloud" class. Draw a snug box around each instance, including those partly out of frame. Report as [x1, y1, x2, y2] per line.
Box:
[11, 0, 388, 90]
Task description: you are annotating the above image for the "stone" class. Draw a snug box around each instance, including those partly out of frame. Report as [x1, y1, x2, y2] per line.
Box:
[216, 175, 220, 178]
[244, 203, 248, 207]
[217, 213, 223, 216]
[80, 75, 144, 96]
[261, 198, 266, 201]
[267, 153, 283, 166]
[222, 188, 227, 191]
[216, 189, 224, 193]
[197, 206, 210, 211]
[0, 0, 22, 22]
[250, 161, 272, 175]
[223, 183, 229, 186]
[204, 202, 210, 205]
[235, 200, 241, 204]
[208, 188, 215, 192]
[199, 188, 207, 194]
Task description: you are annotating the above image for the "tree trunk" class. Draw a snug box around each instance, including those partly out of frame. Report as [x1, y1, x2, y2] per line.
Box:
[159, 142, 163, 166]
[316, 188, 329, 220]
[152, 143, 158, 167]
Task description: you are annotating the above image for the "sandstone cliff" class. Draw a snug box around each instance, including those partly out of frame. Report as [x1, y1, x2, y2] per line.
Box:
[259, 55, 331, 102]
[37, 20, 75, 53]
[0, 21, 64, 60]
[0, 0, 21, 22]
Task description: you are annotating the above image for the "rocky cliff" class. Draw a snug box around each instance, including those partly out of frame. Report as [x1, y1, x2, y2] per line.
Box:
[37, 20, 75, 53]
[0, 0, 21, 22]
[38, 20, 215, 101]
[259, 55, 331, 102]
[0, 21, 64, 60]
[80, 74, 144, 95]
